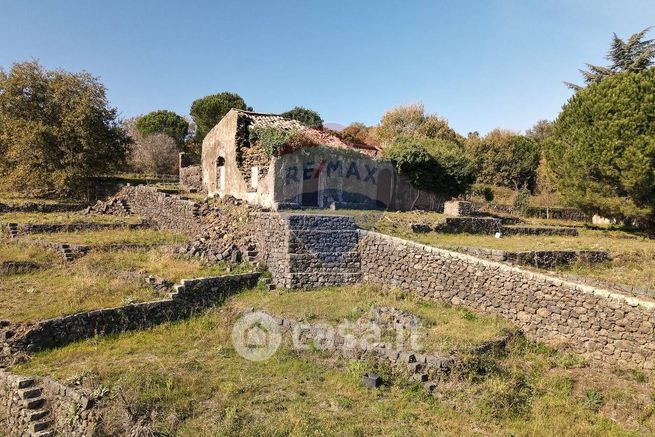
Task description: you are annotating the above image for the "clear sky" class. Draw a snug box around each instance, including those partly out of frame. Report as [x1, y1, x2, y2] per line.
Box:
[1, 0, 653, 135]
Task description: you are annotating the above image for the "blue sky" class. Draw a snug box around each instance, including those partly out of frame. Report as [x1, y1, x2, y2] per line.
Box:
[1, 0, 653, 135]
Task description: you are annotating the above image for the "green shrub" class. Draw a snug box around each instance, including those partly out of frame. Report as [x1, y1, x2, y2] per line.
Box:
[384, 137, 476, 197]
[512, 188, 531, 215]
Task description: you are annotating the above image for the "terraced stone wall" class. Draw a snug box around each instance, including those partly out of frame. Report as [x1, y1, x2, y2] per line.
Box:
[358, 230, 655, 370]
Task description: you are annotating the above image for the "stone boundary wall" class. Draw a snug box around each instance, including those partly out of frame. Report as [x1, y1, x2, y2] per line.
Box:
[2, 221, 147, 237]
[358, 230, 655, 370]
[473, 202, 590, 222]
[112, 185, 202, 236]
[450, 246, 609, 269]
[424, 217, 579, 236]
[0, 273, 260, 359]
[502, 225, 579, 236]
[0, 369, 99, 436]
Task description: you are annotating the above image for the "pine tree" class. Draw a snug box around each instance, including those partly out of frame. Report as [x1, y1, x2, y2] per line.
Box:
[565, 27, 655, 90]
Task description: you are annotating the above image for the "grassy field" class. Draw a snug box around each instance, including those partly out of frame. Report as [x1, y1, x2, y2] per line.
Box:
[0, 211, 143, 225]
[0, 242, 245, 322]
[233, 285, 515, 353]
[22, 228, 187, 246]
[15, 283, 655, 436]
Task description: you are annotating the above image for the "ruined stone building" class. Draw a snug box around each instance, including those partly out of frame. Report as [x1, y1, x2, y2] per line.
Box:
[185, 109, 443, 211]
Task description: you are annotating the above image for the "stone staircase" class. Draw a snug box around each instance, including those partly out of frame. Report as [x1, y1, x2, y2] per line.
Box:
[6, 375, 53, 436]
[260, 277, 276, 291]
[60, 244, 75, 262]
[117, 199, 132, 215]
[6, 223, 19, 238]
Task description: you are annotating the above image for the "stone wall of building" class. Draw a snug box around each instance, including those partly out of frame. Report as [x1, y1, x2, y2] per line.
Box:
[0, 273, 260, 360]
[357, 230, 655, 370]
[256, 213, 361, 289]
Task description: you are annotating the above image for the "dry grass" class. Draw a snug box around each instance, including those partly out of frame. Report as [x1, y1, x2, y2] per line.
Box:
[14, 284, 655, 436]
[0, 211, 143, 225]
[234, 284, 515, 353]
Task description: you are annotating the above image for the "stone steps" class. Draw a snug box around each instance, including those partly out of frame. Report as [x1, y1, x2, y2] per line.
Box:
[10, 377, 55, 436]
[7, 222, 19, 238]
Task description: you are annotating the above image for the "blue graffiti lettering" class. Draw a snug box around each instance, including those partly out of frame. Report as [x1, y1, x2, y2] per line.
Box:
[346, 162, 361, 180]
[363, 165, 377, 184]
[285, 166, 299, 183]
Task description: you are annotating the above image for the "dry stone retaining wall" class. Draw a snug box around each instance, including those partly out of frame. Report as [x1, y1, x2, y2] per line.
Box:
[0, 273, 259, 360]
[449, 246, 609, 269]
[357, 230, 655, 370]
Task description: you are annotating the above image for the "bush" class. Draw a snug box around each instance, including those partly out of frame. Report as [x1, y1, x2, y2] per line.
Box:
[545, 68, 655, 228]
[134, 110, 188, 149]
[384, 137, 476, 197]
[512, 188, 531, 215]
[281, 106, 323, 128]
[248, 126, 317, 157]
[0, 61, 130, 197]
[472, 184, 495, 202]
[190, 92, 247, 141]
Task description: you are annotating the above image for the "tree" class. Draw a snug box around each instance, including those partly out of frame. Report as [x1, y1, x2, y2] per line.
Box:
[464, 129, 540, 191]
[545, 68, 655, 228]
[0, 61, 130, 197]
[374, 103, 463, 147]
[190, 92, 247, 141]
[534, 157, 558, 219]
[565, 27, 655, 90]
[128, 133, 179, 176]
[526, 119, 553, 142]
[135, 110, 188, 149]
[281, 106, 323, 128]
[335, 122, 376, 146]
[384, 136, 476, 197]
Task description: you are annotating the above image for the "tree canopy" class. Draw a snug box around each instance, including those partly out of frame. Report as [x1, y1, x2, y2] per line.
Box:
[190, 92, 247, 141]
[384, 136, 476, 197]
[465, 129, 540, 191]
[545, 67, 655, 227]
[135, 110, 188, 149]
[0, 61, 130, 197]
[281, 106, 323, 128]
[566, 27, 655, 90]
[374, 103, 463, 147]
